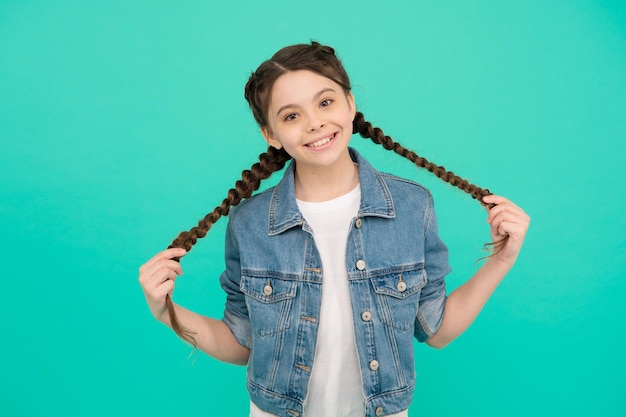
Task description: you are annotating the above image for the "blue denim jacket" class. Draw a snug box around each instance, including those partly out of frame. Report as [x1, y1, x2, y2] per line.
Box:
[220, 148, 450, 417]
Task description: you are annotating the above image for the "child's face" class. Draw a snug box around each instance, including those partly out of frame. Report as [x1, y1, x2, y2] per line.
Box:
[261, 70, 356, 171]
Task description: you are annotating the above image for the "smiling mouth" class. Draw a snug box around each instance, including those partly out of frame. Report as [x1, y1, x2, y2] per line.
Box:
[306, 133, 337, 148]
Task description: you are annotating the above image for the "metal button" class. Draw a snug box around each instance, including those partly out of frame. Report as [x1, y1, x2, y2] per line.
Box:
[369, 360, 379, 371]
[356, 260, 366, 270]
[355, 218, 362, 228]
[397, 281, 407, 292]
[263, 285, 273, 296]
[375, 406, 384, 416]
[361, 311, 372, 321]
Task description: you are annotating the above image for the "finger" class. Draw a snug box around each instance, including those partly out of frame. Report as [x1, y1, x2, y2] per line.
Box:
[146, 248, 187, 269]
[153, 279, 176, 300]
[497, 221, 509, 237]
[490, 210, 529, 236]
[139, 265, 179, 290]
[486, 201, 527, 225]
[139, 251, 186, 284]
[139, 248, 187, 274]
[140, 258, 184, 283]
[489, 205, 531, 229]
[483, 194, 530, 214]
[145, 267, 179, 291]
[488, 208, 525, 226]
[493, 220, 527, 241]
[482, 194, 511, 206]
[490, 223, 507, 240]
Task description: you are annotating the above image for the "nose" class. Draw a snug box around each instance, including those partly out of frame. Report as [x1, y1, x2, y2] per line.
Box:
[307, 118, 325, 132]
[306, 110, 325, 132]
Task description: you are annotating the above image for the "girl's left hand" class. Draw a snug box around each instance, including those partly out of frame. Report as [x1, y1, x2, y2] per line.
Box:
[482, 195, 530, 266]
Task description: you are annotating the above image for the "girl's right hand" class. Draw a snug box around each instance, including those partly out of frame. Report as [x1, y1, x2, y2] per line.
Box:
[138, 248, 187, 323]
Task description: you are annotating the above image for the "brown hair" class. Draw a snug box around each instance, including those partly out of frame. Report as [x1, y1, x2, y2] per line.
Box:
[165, 41, 506, 347]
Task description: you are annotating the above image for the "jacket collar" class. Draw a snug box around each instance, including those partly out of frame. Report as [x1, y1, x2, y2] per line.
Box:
[268, 147, 396, 236]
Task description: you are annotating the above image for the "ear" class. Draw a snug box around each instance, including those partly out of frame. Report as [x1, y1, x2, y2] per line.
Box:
[346, 91, 357, 120]
[260, 126, 283, 149]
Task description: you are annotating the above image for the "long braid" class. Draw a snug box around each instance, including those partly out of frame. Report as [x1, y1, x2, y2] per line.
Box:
[353, 112, 493, 204]
[165, 146, 291, 347]
[352, 111, 508, 253]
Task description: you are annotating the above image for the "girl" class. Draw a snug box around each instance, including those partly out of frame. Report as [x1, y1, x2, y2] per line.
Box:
[139, 42, 529, 417]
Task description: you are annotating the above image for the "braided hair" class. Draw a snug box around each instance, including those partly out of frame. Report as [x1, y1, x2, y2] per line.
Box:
[165, 41, 505, 347]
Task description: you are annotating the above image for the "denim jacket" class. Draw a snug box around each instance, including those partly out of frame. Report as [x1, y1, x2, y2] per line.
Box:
[220, 148, 450, 417]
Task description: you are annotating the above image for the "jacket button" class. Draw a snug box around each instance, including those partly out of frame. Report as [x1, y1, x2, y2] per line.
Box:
[369, 360, 379, 371]
[355, 218, 362, 228]
[263, 285, 273, 296]
[361, 311, 372, 321]
[356, 260, 366, 270]
[397, 281, 407, 292]
[375, 406, 384, 416]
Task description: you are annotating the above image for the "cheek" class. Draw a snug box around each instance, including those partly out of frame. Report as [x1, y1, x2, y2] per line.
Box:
[339, 100, 356, 125]
[340, 109, 355, 127]
[275, 125, 300, 144]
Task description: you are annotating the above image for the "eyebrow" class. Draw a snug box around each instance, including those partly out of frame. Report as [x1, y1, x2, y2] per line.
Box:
[275, 87, 337, 117]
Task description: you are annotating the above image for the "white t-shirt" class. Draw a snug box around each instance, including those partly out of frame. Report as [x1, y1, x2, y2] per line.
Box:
[250, 185, 407, 417]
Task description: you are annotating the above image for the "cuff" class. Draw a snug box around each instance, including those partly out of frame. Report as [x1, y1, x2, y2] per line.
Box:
[222, 309, 252, 349]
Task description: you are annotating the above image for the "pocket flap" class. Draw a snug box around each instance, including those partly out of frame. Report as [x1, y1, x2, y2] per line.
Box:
[241, 275, 297, 303]
[371, 267, 426, 299]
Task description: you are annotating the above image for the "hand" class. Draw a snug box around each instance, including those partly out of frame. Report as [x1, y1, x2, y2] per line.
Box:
[138, 248, 187, 323]
[482, 195, 530, 266]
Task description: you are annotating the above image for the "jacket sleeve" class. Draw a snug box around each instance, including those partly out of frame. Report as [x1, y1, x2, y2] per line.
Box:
[219, 216, 252, 349]
[414, 194, 451, 342]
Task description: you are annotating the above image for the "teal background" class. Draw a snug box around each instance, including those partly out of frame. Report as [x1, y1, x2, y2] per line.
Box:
[1, 0, 625, 416]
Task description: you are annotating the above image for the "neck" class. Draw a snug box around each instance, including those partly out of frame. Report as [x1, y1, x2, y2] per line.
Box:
[293, 150, 359, 202]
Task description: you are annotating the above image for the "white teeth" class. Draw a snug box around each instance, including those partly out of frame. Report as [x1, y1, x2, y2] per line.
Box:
[308, 134, 334, 148]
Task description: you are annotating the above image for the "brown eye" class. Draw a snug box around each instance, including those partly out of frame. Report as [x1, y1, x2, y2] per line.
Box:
[284, 113, 298, 121]
[320, 99, 333, 107]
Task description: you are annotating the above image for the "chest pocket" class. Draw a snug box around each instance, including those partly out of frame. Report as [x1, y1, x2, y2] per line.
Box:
[370, 267, 427, 332]
[241, 274, 297, 337]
